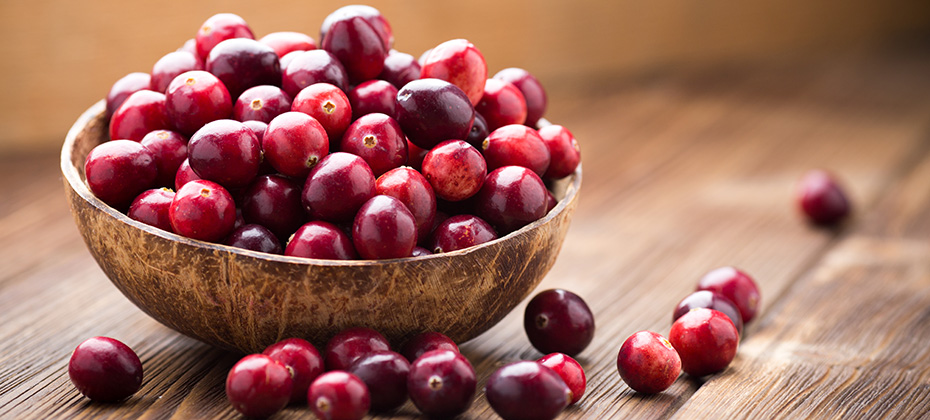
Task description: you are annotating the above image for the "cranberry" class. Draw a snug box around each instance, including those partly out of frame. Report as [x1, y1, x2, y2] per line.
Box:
[430, 214, 497, 253]
[169, 180, 236, 242]
[302, 152, 376, 223]
[282, 50, 349, 97]
[482, 124, 551, 178]
[396, 78, 475, 149]
[352, 195, 418, 259]
[263, 338, 324, 404]
[797, 169, 851, 225]
[263, 111, 329, 178]
[321, 5, 393, 51]
[68, 337, 143, 402]
[400, 332, 458, 363]
[485, 361, 570, 420]
[376, 167, 436, 243]
[140, 129, 188, 187]
[177, 38, 202, 62]
[617, 331, 681, 394]
[379, 50, 420, 89]
[421, 140, 487, 202]
[234, 85, 292, 123]
[279, 51, 303, 73]
[493, 68, 547, 127]
[411, 246, 432, 257]
[285, 221, 358, 260]
[545, 190, 557, 213]
[348, 80, 398, 120]
[165, 70, 233, 136]
[347, 351, 410, 411]
[465, 112, 490, 149]
[524, 289, 595, 357]
[109, 90, 169, 141]
[340, 113, 406, 176]
[673, 291, 744, 335]
[225, 224, 282, 254]
[420, 39, 487, 106]
[226, 354, 292, 419]
[195, 13, 254, 59]
[174, 158, 201, 191]
[537, 353, 586, 405]
[241, 174, 307, 240]
[187, 119, 261, 189]
[322, 16, 386, 84]
[538, 125, 580, 179]
[106, 72, 152, 118]
[324, 327, 391, 371]
[206, 38, 281, 99]
[669, 308, 739, 377]
[407, 349, 476, 418]
[150, 51, 203, 93]
[406, 140, 428, 172]
[696, 266, 761, 323]
[292, 82, 353, 141]
[128, 188, 175, 232]
[84, 140, 158, 209]
[259, 31, 317, 58]
[242, 120, 268, 141]
[476, 79, 527, 131]
[475, 166, 548, 232]
[308, 371, 370, 420]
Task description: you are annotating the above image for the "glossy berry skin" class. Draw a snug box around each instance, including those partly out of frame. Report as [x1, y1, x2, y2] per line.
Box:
[421, 140, 487, 202]
[226, 354, 292, 419]
[524, 289, 595, 357]
[617, 331, 681, 394]
[140, 129, 188, 187]
[673, 291, 744, 335]
[321, 5, 393, 51]
[106, 72, 152, 118]
[411, 246, 432, 257]
[234, 85, 292, 123]
[308, 371, 370, 420]
[150, 51, 203, 93]
[429, 214, 497, 253]
[263, 111, 329, 178]
[341, 113, 407, 177]
[324, 327, 391, 371]
[165, 70, 233, 136]
[174, 158, 201, 191]
[282, 49, 350, 97]
[538, 125, 580, 179]
[109, 90, 170, 141]
[263, 338, 324, 404]
[225, 224, 282, 254]
[241, 174, 307, 241]
[537, 353, 586, 405]
[376, 167, 436, 243]
[465, 112, 490, 149]
[696, 266, 761, 323]
[379, 50, 420, 89]
[206, 38, 281, 100]
[476, 79, 527, 131]
[406, 140, 428, 172]
[797, 169, 851, 225]
[302, 153, 376, 223]
[475, 166, 548, 232]
[349, 80, 398, 120]
[400, 332, 459, 363]
[169, 180, 236, 242]
[420, 39, 487, 106]
[407, 349, 476, 418]
[396, 78, 475, 149]
[353, 195, 418, 259]
[285, 221, 358, 260]
[68, 337, 143, 402]
[195, 13, 254, 60]
[85, 140, 158, 209]
[322, 16, 386, 84]
[482, 124, 551, 178]
[259, 31, 317, 58]
[485, 361, 570, 420]
[292, 82, 353, 141]
[493, 68, 547, 127]
[669, 308, 739, 377]
[128, 188, 175, 232]
[187, 119, 262, 189]
[347, 351, 410, 411]
[545, 190, 557, 214]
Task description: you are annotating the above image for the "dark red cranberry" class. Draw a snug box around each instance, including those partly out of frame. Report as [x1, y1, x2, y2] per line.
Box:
[106, 72, 152, 118]
[165, 70, 233, 136]
[169, 179, 237, 242]
[347, 351, 410, 411]
[376, 167, 436, 243]
[349, 80, 398, 120]
[537, 353, 586, 405]
[696, 266, 761, 323]
[292, 82, 353, 141]
[379, 50, 420, 89]
[225, 224, 282, 254]
[411, 246, 432, 257]
[242, 120, 268, 141]
[109, 90, 169, 141]
[524, 289, 595, 357]
[302, 152, 376, 223]
[401, 332, 459, 363]
[476, 78, 527, 131]
[233, 208, 246, 230]
[241, 174, 307, 240]
[174, 158, 201, 191]
[340, 113, 406, 176]
[68, 337, 143, 402]
[406, 140, 428, 172]
[616, 331, 681, 394]
[421, 140, 486, 202]
[84, 140, 158, 209]
[475, 166, 548, 232]
[322, 6, 392, 49]
[669, 308, 739, 377]
[465, 112, 489, 149]
[259, 31, 317, 58]
[429, 214, 497, 253]
[140, 129, 188, 187]
[673, 291, 744, 335]
[234, 85, 292, 123]
[324, 327, 391, 371]
[308, 371, 370, 420]
[151, 51, 204, 93]
[263, 338, 324, 404]
[282, 50, 349, 97]
[322, 16, 386, 84]
[187, 119, 262, 189]
[485, 361, 570, 420]
[545, 190, 557, 213]
[206, 38, 281, 99]
[263, 111, 329, 178]
[396, 78, 475, 149]
[285, 221, 358, 260]
[797, 169, 851, 225]
[407, 349, 476, 418]
[226, 354, 292, 419]
[352, 195, 418, 259]
[538, 125, 580, 179]
[195, 13, 254, 59]
[482, 124, 551, 178]
[493, 68, 547, 127]
[420, 39, 487, 106]
[128, 188, 175, 232]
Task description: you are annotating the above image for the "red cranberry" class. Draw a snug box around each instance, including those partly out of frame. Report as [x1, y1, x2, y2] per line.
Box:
[340, 113, 406, 176]
[429, 214, 497, 253]
[545, 190, 557, 213]
[482, 124, 551, 178]
[347, 351, 410, 411]
[128, 188, 175, 232]
[226, 354, 292, 419]
[352, 195, 418, 259]
[538, 125, 580, 179]
[150, 51, 203, 93]
[537, 353, 586, 405]
[242, 120, 268, 141]
[617, 331, 681, 394]
[308, 371, 370, 420]
[178, 38, 202, 61]
[324, 327, 391, 371]
[411, 246, 432, 257]
[696, 266, 761, 323]
[396, 78, 475, 149]
[259, 31, 317, 58]
[106, 72, 152, 118]
[165, 70, 233, 136]
[524, 289, 595, 357]
[263, 338, 324, 404]
[241, 174, 307, 240]
[187, 119, 261, 189]
[485, 361, 570, 420]
[68, 337, 143, 402]
[673, 291, 744, 335]
[420, 39, 487, 106]
[379, 50, 420, 89]
[349, 80, 398, 120]
[169, 180, 236, 242]
[321, 5, 393, 51]
[475, 166, 548, 232]
[476, 79, 527, 131]
[407, 349, 476, 418]
[465, 112, 490, 149]
[140, 129, 188, 187]
[109, 90, 169, 141]
[302, 152, 376, 223]
[225, 224, 282, 254]
[234, 85, 292, 123]
[493, 68, 547, 127]
[376, 167, 436, 243]
[282, 50, 349, 97]
[797, 169, 851, 225]
[322, 16, 386, 84]
[400, 332, 459, 363]
[263, 111, 329, 178]
[174, 158, 201, 191]
[406, 140, 428, 172]
[84, 140, 158, 209]
[292, 82, 353, 141]
[669, 308, 739, 377]
[285, 221, 358, 260]
[421, 140, 487, 202]
[206, 38, 281, 99]
[195, 13, 254, 59]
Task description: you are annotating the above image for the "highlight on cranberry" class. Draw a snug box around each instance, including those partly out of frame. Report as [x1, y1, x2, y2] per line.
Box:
[68, 337, 143, 402]
[616, 331, 681, 394]
[797, 169, 851, 225]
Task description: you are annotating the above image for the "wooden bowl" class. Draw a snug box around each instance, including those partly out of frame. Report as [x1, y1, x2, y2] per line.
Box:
[61, 101, 581, 353]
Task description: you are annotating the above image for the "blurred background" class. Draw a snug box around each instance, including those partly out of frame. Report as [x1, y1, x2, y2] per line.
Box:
[1, 0, 929, 156]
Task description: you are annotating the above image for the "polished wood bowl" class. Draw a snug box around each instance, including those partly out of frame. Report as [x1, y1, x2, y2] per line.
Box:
[61, 101, 581, 353]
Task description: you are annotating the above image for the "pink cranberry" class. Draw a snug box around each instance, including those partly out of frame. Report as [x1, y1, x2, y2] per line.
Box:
[396, 78, 475, 149]
[476, 79, 527, 131]
[165, 70, 233, 136]
[195, 13, 254, 59]
[696, 266, 761, 323]
[263, 338, 324, 404]
[259, 31, 317, 58]
[169, 180, 236, 242]
[282, 50, 350, 97]
[225, 354, 292, 419]
[302, 152, 376, 223]
[322, 16, 386, 84]
[475, 166, 548, 232]
[324, 327, 391, 371]
[285, 221, 358, 260]
[321, 5, 393, 51]
[340, 113, 407, 176]
[348, 80, 398, 120]
[187, 119, 261, 189]
[673, 290, 744, 335]
[421, 140, 487, 202]
[376, 167, 436, 243]
[241, 174, 307, 240]
[524, 289, 595, 357]
[308, 371, 370, 420]
[407, 349, 476, 418]
[669, 308, 739, 377]
[537, 353, 586, 405]
[379, 50, 420, 89]
[225, 224, 282, 254]
[234, 85, 292, 123]
[400, 332, 459, 363]
[140, 129, 188, 187]
[617, 331, 681, 394]
[263, 111, 329, 178]
[150, 51, 203, 93]
[538, 125, 580, 179]
[429, 214, 497, 253]
[84, 140, 158, 209]
[109, 90, 169, 141]
[482, 124, 551, 178]
[420, 39, 487, 106]
[353, 195, 418, 259]
[128, 188, 175, 232]
[174, 158, 201, 191]
[465, 112, 490, 149]
[68, 337, 143, 402]
[797, 169, 851, 225]
[292, 82, 353, 141]
[485, 361, 570, 420]
[493, 68, 547, 127]
[347, 351, 410, 411]
[106, 72, 152, 118]
[206, 38, 281, 99]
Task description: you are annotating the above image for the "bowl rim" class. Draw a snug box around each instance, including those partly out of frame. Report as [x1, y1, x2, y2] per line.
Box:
[62, 100, 582, 266]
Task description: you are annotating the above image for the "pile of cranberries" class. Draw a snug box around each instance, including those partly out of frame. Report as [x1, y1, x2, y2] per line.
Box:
[87, 5, 581, 260]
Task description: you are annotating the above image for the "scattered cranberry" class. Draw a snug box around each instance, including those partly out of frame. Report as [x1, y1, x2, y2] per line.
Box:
[226, 354, 292, 419]
[321, 5, 393, 51]
[302, 152, 376, 223]
[348, 80, 398, 120]
[174, 158, 201, 191]
[259, 31, 317, 58]
[187, 119, 262, 189]
[322, 15, 386, 84]
[263, 337, 325, 404]
[165, 70, 233, 136]
[493, 68, 547, 127]
[797, 169, 851, 225]
[379, 49, 420, 88]
[68, 337, 143, 402]
[420, 39, 488, 106]
[421, 140, 487, 202]
[128, 188, 175, 232]
[285, 221, 358, 260]
[475, 166, 548, 232]
[407, 349, 476, 418]
[485, 361, 570, 420]
[353, 195, 418, 259]
[308, 371, 370, 420]
[340, 113, 407, 176]
[106, 72, 152, 118]
[400, 332, 459, 363]
[195, 13, 254, 59]
[169, 179, 237, 242]
[673, 291, 744, 335]
[524, 289, 595, 357]
[109, 90, 170, 141]
[482, 124, 551, 178]
[465, 112, 490, 149]
[537, 353, 586, 405]
[696, 266, 761, 323]
[538, 125, 580, 179]
[263, 111, 330, 178]
[292, 82, 353, 141]
[476, 78, 527, 131]
[669, 308, 739, 377]
[150, 51, 203, 93]
[347, 351, 410, 411]
[616, 331, 681, 394]
[241, 174, 307, 240]
[282, 49, 350, 97]
[429, 214, 497, 253]
[140, 129, 188, 187]
[396, 78, 475, 149]
[206, 38, 281, 99]
[84, 140, 158, 209]
[225, 224, 282, 254]
[324, 327, 391, 371]
[233, 85, 292, 123]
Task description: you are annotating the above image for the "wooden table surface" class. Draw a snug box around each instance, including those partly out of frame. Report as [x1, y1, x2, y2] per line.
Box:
[3, 48, 930, 419]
